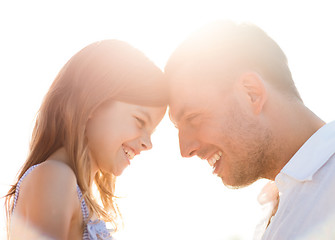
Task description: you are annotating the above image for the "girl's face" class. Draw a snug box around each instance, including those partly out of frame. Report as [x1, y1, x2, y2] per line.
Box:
[86, 100, 166, 176]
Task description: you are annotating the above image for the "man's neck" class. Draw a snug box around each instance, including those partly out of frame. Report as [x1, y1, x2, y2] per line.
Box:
[268, 101, 325, 180]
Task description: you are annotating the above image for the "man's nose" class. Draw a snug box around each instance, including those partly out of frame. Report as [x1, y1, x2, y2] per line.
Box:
[179, 130, 200, 158]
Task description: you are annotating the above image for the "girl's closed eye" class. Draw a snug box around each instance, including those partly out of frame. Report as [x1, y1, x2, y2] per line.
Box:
[135, 116, 146, 128]
[6, 39, 168, 240]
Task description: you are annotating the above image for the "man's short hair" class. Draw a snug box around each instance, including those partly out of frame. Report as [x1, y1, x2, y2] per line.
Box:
[165, 20, 301, 100]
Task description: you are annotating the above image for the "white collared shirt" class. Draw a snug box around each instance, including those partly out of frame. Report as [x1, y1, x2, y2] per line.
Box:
[261, 121, 335, 240]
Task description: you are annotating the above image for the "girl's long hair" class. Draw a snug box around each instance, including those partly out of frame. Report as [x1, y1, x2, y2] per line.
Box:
[5, 40, 168, 233]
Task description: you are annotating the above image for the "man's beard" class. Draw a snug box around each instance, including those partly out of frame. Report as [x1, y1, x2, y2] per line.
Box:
[223, 129, 274, 189]
[219, 104, 276, 188]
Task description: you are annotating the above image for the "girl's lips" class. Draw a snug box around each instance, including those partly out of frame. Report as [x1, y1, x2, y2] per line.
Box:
[124, 152, 131, 165]
[122, 145, 136, 165]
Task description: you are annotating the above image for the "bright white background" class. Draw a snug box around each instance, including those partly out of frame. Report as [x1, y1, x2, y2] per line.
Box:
[0, 1, 334, 239]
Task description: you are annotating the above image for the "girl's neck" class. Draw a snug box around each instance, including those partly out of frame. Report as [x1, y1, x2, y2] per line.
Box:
[48, 147, 73, 169]
[49, 147, 99, 187]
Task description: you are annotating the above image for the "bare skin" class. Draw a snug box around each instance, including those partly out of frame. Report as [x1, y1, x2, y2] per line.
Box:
[169, 70, 325, 187]
[11, 153, 83, 240]
[10, 101, 166, 239]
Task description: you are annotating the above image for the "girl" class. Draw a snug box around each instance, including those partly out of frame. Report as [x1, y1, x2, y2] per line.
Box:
[5, 40, 168, 240]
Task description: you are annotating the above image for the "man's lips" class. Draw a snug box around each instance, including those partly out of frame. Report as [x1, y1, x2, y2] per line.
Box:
[206, 151, 223, 167]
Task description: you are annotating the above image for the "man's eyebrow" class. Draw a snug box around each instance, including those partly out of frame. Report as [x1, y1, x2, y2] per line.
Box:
[169, 107, 185, 125]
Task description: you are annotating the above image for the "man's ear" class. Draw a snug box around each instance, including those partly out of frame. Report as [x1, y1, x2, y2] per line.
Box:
[238, 72, 267, 115]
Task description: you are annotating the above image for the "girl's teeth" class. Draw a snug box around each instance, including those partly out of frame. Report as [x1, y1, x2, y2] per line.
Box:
[123, 147, 135, 160]
[127, 151, 135, 160]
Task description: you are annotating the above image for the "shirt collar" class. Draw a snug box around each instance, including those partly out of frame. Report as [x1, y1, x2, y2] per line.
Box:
[279, 121, 335, 182]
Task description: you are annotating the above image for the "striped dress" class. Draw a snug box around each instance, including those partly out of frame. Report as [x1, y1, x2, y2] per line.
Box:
[13, 164, 113, 240]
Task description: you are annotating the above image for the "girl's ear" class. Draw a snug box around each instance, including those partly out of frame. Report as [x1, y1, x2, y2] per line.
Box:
[237, 72, 267, 115]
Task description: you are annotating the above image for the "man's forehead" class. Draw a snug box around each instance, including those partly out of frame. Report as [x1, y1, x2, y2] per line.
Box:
[169, 71, 211, 99]
[168, 107, 177, 125]
[168, 63, 232, 96]
[169, 64, 207, 85]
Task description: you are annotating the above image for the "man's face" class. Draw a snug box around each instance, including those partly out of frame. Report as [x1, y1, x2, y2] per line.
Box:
[168, 67, 274, 188]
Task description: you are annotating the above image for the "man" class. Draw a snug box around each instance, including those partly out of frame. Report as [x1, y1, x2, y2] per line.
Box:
[165, 20, 335, 239]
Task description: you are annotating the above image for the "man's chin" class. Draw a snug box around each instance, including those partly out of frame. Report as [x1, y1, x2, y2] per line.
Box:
[220, 176, 255, 189]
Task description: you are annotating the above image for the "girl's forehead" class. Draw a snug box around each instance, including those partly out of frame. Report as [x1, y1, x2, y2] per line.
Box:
[138, 105, 167, 122]
[109, 101, 167, 121]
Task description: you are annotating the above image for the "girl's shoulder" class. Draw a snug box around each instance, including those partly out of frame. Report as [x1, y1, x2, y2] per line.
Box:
[13, 160, 82, 239]
[32, 159, 76, 179]
[21, 160, 78, 202]
[17, 160, 79, 213]
[22, 160, 78, 194]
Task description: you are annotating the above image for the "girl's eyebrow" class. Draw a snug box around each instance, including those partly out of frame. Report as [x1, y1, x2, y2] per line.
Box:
[138, 109, 152, 125]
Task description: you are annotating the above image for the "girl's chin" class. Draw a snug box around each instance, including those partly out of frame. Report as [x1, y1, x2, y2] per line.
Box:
[112, 166, 127, 176]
